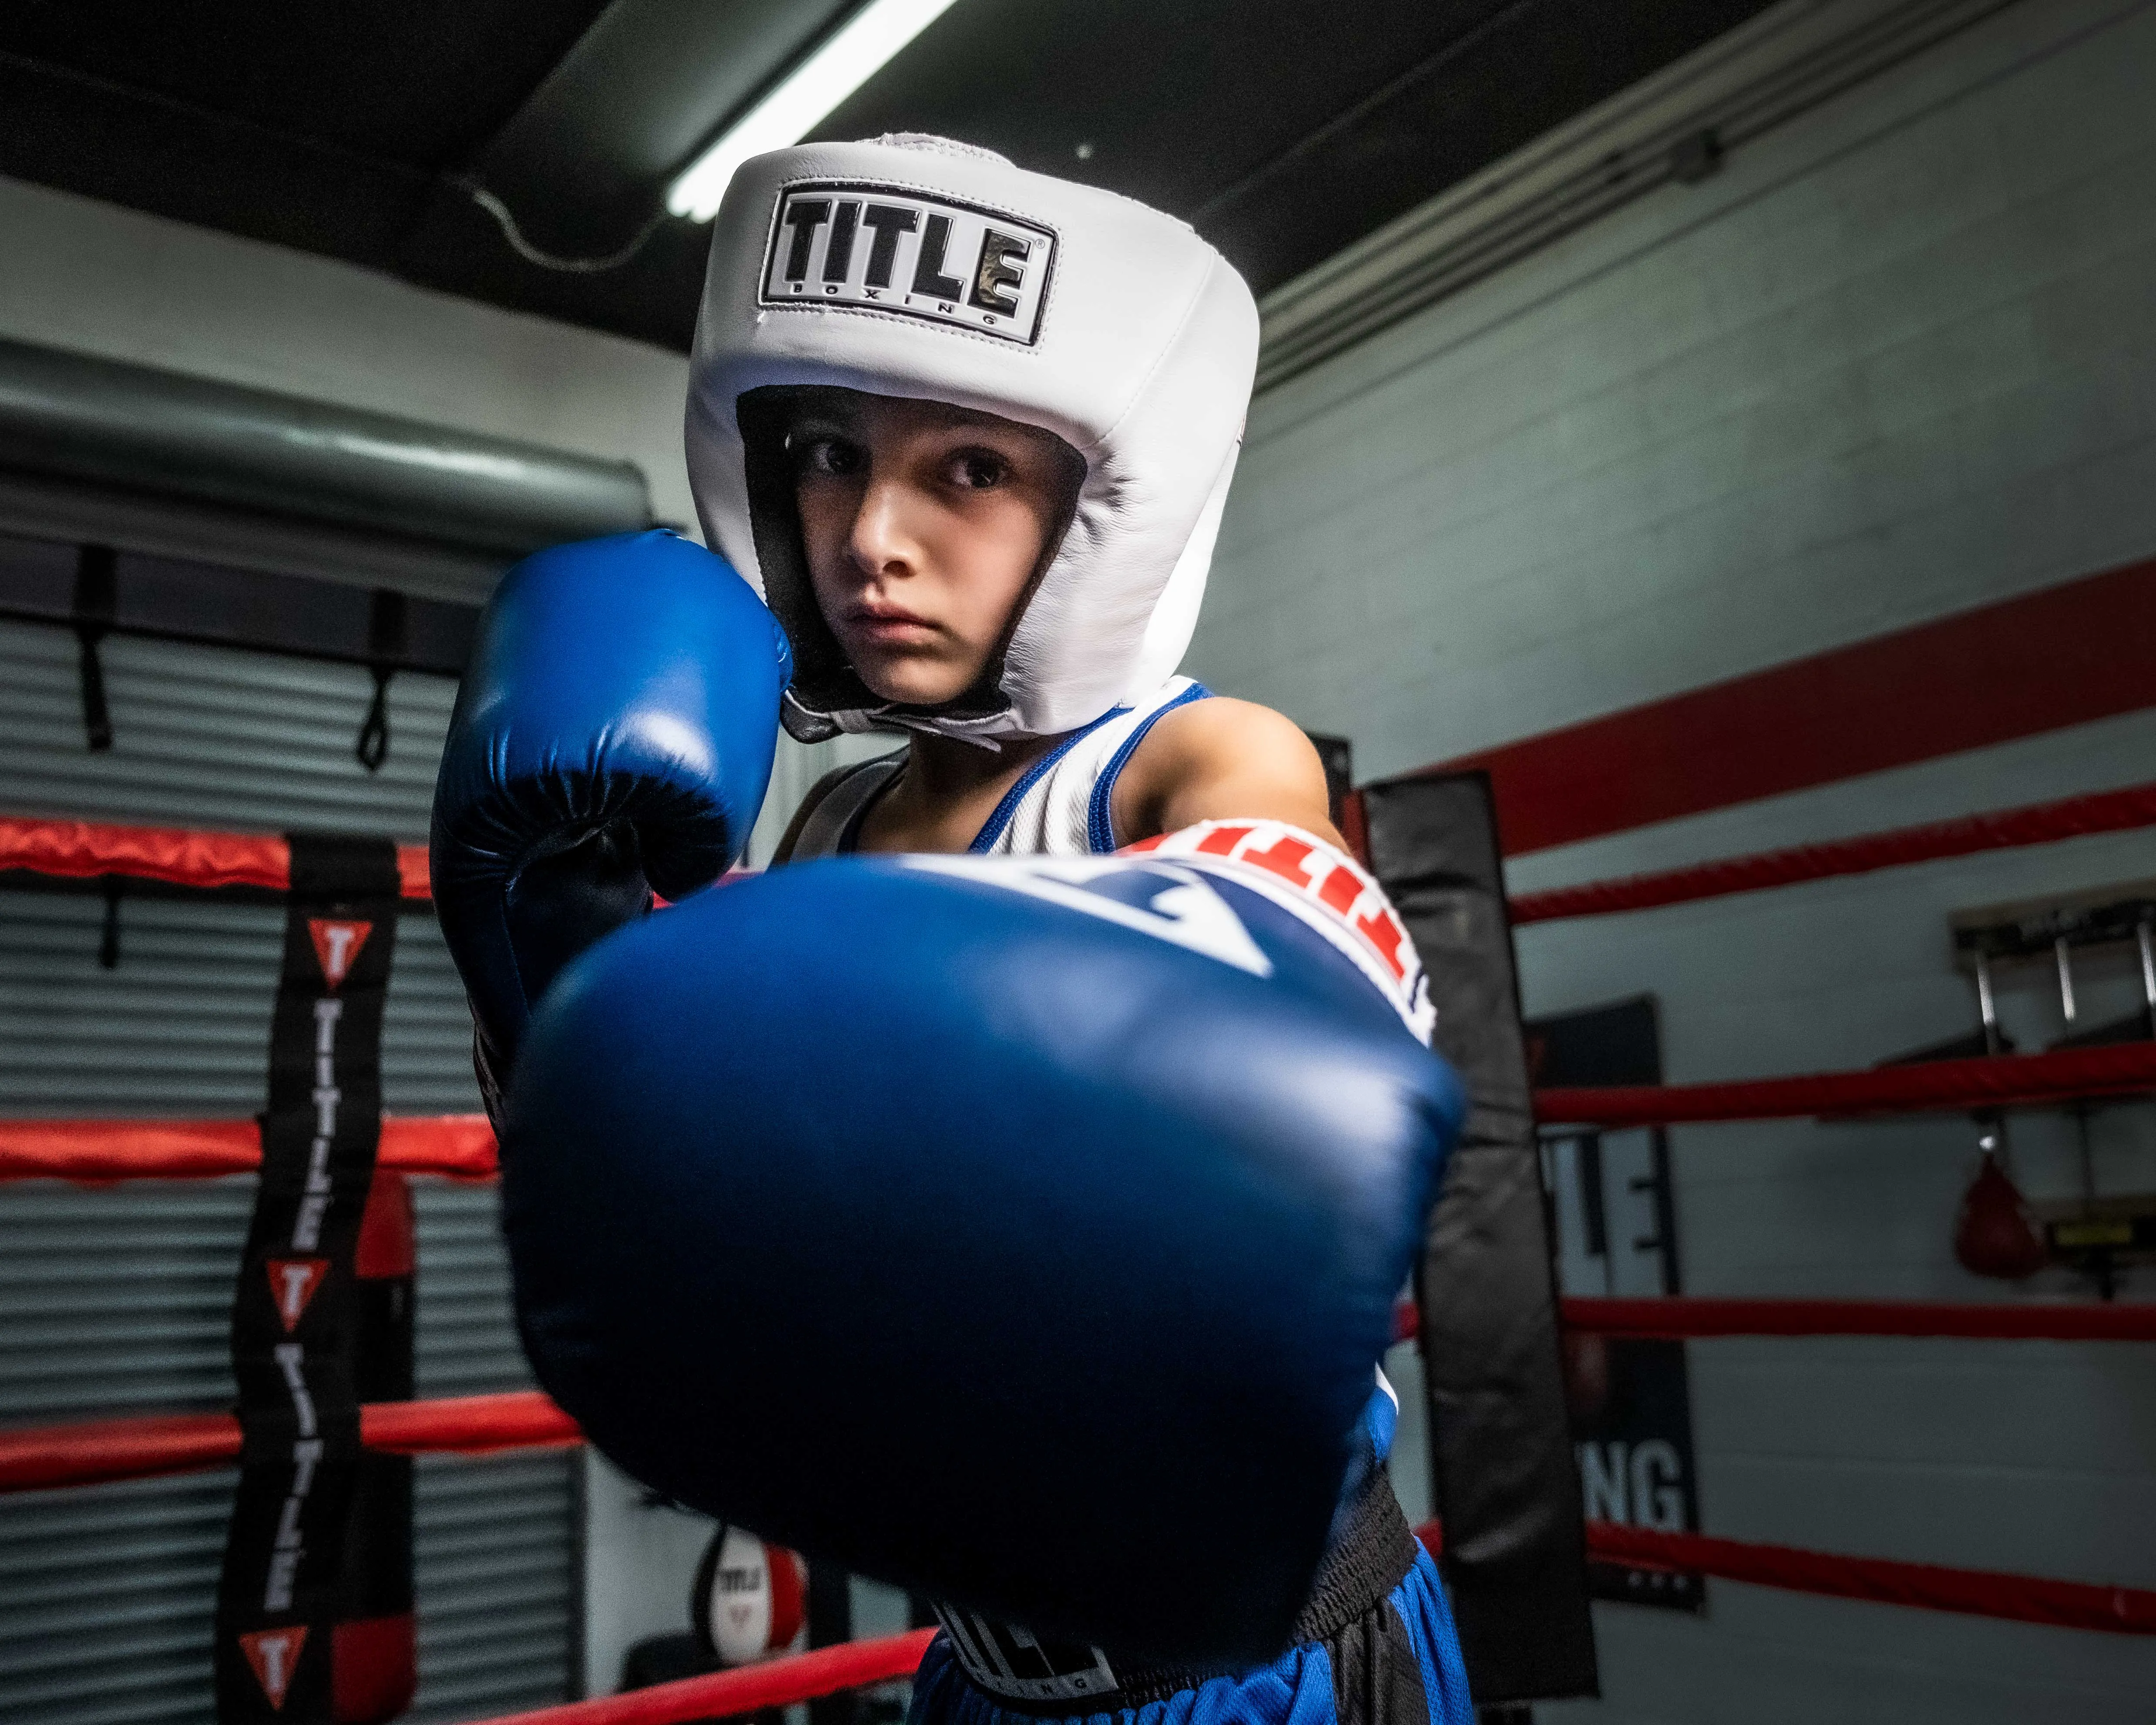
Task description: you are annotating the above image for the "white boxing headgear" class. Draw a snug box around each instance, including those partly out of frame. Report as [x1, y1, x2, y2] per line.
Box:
[685, 135, 1260, 745]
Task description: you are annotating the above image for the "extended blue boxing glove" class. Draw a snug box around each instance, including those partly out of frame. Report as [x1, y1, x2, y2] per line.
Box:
[431, 530, 789, 1100]
[500, 818, 1463, 1668]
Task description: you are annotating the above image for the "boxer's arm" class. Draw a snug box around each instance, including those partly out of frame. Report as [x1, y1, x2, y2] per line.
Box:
[1111, 696, 1343, 849]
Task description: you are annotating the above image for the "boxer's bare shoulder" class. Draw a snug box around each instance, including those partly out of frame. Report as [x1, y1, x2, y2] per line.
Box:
[1111, 696, 1341, 850]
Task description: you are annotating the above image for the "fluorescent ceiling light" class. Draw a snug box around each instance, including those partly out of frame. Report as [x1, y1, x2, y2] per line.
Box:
[667, 0, 963, 222]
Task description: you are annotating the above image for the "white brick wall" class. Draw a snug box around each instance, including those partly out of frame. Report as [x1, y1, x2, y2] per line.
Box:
[1195, 3, 2156, 1717]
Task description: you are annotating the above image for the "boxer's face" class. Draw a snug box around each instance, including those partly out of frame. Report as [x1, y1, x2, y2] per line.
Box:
[789, 391, 1074, 708]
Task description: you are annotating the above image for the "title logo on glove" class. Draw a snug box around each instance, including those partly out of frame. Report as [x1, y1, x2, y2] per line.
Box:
[763, 181, 1056, 345]
[906, 853, 1273, 976]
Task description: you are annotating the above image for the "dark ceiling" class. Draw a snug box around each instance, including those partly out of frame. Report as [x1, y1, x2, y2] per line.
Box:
[0, 0, 1777, 354]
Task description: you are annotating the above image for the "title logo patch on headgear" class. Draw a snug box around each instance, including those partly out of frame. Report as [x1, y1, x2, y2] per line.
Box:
[762, 181, 1056, 345]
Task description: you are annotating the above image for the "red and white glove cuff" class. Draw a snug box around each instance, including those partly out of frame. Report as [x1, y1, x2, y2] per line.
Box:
[1124, 820, 1433, 1044]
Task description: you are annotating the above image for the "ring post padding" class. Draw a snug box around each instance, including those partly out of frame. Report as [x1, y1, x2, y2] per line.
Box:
[1360, 770, 1596, 1703]
[214, 835, 401, 1723]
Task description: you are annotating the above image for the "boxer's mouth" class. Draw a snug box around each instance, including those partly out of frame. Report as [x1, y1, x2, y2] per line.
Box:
[847, 600, 939, 641]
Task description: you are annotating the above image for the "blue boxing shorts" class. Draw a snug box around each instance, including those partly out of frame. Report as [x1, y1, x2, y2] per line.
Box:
[909, 1389, 1471, 1725]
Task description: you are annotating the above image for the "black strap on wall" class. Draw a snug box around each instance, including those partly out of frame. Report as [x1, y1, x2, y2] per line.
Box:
[3, 528, 477, 769]
[1359, 771, 1598, 1704]
[215, 834, 401, 1722]
[355, 589, 407, 773]
[71, 543, 117, 751]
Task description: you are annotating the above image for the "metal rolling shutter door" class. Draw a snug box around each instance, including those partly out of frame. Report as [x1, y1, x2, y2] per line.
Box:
[0, 618, 577, 1723]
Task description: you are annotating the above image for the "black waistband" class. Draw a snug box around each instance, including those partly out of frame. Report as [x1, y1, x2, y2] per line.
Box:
[935, 1467, 1420, 1715]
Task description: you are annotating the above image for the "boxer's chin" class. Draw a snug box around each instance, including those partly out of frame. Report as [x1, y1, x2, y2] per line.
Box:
[849, 643, 984, 710]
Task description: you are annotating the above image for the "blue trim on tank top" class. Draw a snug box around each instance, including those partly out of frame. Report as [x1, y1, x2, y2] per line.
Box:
[1085, 682, 1212, 853]
[965, 704, 1128, 853]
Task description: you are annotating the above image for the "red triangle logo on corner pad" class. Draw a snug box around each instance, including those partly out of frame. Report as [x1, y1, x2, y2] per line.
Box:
[308, 919, 372, 989]
[240, 1625, 308, 1709]
[265, 1258, 329, 1332]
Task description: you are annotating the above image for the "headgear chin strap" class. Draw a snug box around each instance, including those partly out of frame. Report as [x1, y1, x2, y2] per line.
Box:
[686, 134, 1260, 745]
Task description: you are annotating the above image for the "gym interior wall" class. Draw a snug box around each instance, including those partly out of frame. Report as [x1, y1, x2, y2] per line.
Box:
[1196, 1, 2156, 1718]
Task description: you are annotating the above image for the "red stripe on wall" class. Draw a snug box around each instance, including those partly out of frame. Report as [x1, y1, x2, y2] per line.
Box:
[1419, 556, 2156, 856]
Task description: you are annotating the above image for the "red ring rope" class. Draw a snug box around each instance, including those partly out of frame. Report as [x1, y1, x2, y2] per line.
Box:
[362, 1391, 581, 1457]
[0, 815, 431, 899]
[0, 1392, 579, 1494]
[467, 1629, 937, 1725]
[1573, 1522, 2156, 1637]
[0, 1116, 498, 1181]
[0, 1410, 245, 1493]
[1508, 779, 2156, 924]
[1562, 1295, 2156, 1341]
[479, 1629, 935, 1725]
[1395, 1298, 2156, 1344]
[1538, 1041, 2156, 1126]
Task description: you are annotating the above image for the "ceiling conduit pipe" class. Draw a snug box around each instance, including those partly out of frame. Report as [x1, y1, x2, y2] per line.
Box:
[0, 336, 652, 556]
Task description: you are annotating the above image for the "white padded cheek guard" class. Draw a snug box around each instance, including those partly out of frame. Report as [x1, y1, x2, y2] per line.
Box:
[684, 138, 1260, 744]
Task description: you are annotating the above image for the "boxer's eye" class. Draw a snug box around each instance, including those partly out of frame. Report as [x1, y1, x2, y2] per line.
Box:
[950, 448, 1008, 490]
[798, 435, 863, 477]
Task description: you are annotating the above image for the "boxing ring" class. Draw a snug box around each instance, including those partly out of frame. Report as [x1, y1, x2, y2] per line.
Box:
[3, 787, 2156, 1723]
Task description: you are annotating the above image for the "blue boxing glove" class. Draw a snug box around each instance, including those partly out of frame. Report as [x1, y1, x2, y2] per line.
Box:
[430, 530, 789, 1100]
[500, 819, 1462, 1668]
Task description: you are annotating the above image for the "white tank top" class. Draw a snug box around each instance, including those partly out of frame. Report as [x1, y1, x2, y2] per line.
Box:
[784, 677, 1210, 860]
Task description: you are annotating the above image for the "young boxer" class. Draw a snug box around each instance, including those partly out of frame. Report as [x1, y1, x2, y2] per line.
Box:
[434, 134, 1471, 1725]
[689, 134, 1471, 1725]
